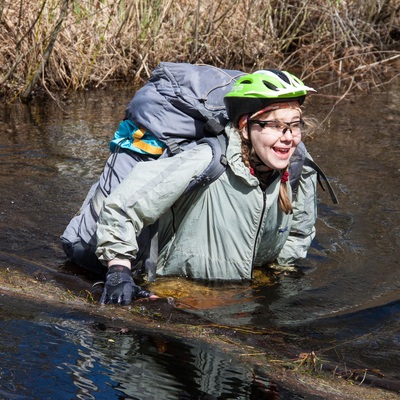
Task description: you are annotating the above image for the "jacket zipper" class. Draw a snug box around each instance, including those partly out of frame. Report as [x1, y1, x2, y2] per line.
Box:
[251, 190, 267, 278]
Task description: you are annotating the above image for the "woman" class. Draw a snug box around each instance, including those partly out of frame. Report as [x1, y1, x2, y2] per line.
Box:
[95, 69, 318, 305]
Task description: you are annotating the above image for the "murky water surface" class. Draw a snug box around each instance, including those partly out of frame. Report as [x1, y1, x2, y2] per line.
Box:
[2, 297, 291, 400]
[0, 79, 399, 398]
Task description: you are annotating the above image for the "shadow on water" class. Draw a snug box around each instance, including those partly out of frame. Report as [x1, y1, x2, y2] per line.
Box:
[0, 78, 399, 398]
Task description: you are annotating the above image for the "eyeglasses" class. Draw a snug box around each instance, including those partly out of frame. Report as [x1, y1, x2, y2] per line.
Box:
[248, 119, 304, 136]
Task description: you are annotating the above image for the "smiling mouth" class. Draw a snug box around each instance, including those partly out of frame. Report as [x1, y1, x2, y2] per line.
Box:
[273, 147, 290, 156]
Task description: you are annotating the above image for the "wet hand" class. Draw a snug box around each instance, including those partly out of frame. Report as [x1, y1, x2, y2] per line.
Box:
[99, 265, 154, 306]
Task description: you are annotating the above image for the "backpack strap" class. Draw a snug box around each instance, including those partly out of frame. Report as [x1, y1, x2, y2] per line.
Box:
[289, 141, 339, 204]
[304, 158, 339, 204]
[183, 133, 228, 194]
[164, 138, 184, 156]
[164, 108, 229, 191]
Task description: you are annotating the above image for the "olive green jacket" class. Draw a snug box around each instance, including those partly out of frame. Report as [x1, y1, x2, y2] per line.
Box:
[95, 125, 317, 280]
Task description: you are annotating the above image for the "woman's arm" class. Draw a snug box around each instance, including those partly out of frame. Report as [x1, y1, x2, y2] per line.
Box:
[95, 144, 213, 264]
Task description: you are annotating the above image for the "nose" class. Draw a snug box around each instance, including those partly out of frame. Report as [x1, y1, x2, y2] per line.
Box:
[281, 127, 293, 139]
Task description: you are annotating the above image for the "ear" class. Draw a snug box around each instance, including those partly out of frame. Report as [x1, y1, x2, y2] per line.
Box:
[242, 123, 250, 141]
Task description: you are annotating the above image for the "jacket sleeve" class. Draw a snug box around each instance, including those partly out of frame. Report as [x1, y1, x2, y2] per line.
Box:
[95, 144, 213, 264]
[276, 159, 318, 266]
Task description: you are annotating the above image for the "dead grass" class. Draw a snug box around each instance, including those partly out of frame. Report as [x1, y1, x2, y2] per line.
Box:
[0, 0, 399, 101]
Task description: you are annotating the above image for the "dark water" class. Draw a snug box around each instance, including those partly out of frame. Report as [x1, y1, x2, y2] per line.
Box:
[2, 297, 297, 400]
[0, 78, 399, 398]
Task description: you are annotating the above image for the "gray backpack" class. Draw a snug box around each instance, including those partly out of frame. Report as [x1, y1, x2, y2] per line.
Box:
[60, 62, 337, 276]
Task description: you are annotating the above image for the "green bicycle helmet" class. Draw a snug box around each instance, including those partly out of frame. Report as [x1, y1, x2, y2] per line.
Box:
[224, 69, 316, 126]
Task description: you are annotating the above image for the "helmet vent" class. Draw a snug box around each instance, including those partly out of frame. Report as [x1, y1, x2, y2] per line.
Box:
[270, 69, 291, 84]
[262, 81, 278, 91]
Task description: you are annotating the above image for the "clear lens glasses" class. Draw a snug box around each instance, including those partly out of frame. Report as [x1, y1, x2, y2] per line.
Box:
[249, 120, 304, 137]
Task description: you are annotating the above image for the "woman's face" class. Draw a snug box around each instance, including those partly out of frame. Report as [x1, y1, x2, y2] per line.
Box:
[242, 107, 302, 170]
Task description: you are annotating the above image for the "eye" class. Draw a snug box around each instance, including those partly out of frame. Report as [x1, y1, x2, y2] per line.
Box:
[253, 120, 280, 129]
[290, 121, 301, 129]
[266, 121, 281, 129]
[256, 121, 268, 128]
[290, 120, 304, 129]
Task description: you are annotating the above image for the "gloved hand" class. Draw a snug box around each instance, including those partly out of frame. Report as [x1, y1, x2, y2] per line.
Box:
[99, 265, 153, 306]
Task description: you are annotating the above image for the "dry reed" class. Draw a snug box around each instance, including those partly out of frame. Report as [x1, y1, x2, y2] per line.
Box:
[0, 0, 399, 101]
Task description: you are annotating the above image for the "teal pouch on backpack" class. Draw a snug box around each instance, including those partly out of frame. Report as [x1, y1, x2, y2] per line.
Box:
[109, 119, 166, 156]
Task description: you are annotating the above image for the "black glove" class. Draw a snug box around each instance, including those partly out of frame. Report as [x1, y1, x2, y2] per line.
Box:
[99, 265, 152, 306]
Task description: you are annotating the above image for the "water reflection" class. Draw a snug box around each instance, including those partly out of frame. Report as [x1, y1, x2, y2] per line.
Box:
[0, 297, 297, 399]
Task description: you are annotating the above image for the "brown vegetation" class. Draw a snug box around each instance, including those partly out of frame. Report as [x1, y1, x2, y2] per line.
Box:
[0, 0, 399, 101]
